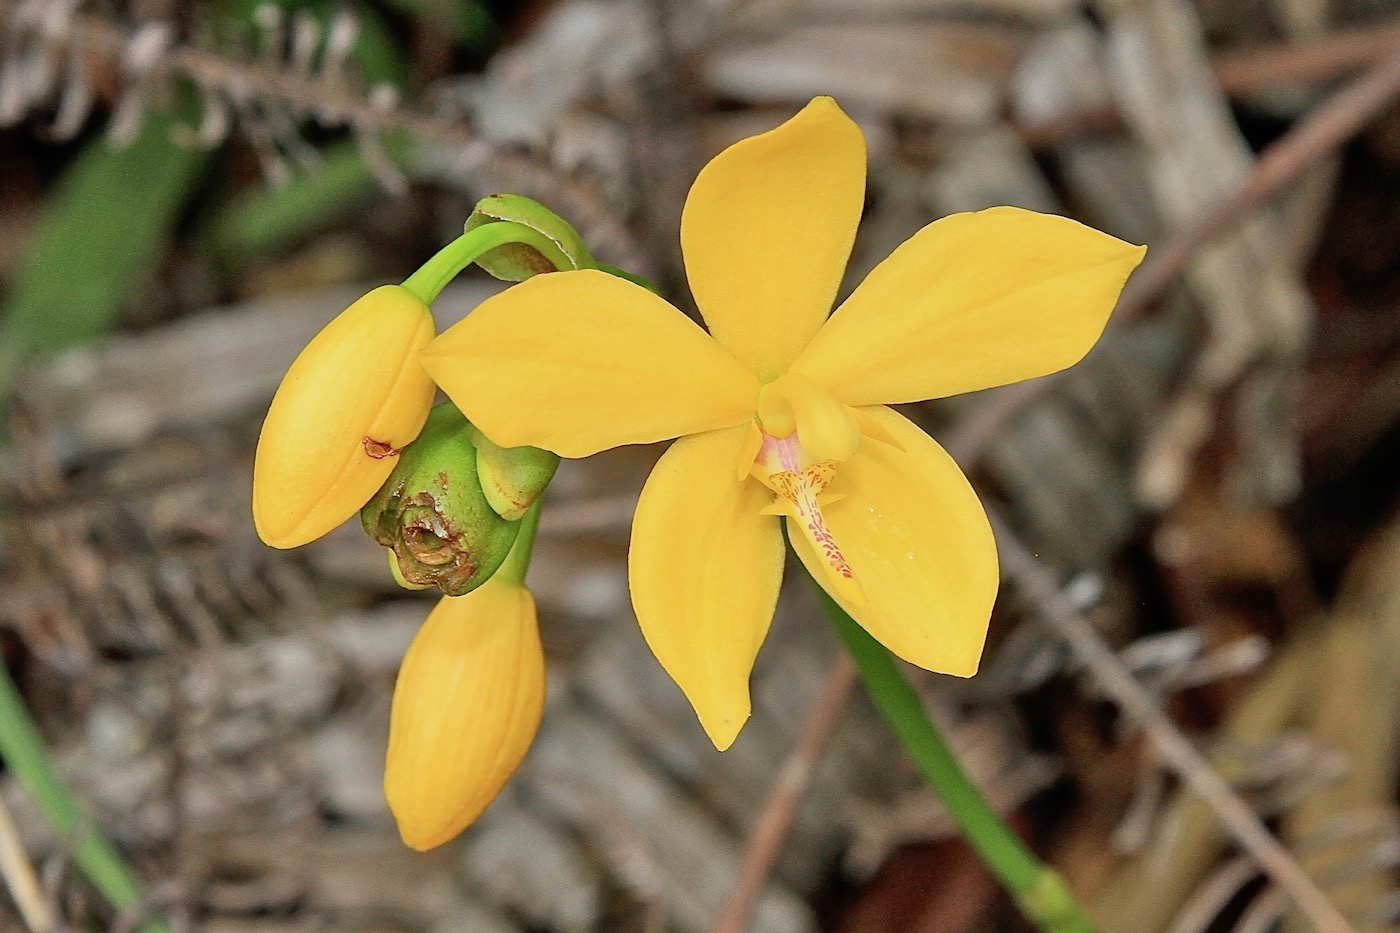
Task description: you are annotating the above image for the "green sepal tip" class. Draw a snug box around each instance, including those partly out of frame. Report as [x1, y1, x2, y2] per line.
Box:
[466, 423, 560, 521]
[465, 193, 594, 282]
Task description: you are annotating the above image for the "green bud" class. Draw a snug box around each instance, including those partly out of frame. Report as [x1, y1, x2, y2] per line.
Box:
[465, 194, 594, 281]
[362, 404, 520, 597]
[465, 424, 560, 521]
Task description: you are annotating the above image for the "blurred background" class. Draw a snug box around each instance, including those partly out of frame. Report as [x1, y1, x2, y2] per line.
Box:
[2, 0, 1400, 931]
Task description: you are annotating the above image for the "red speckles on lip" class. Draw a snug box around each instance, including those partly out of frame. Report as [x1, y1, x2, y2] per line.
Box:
[771, 464, 855, 580]
[752, 430, 864, 604]
[364, 437, 401, 459]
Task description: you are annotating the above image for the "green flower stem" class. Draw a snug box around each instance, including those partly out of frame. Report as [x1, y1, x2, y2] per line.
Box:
[400, 222, 574, 305]
[496, 498, 543, 586]
[819, 588, 1097, 933]
[0, 664, 166, 933]
[597, 263, 662, 294]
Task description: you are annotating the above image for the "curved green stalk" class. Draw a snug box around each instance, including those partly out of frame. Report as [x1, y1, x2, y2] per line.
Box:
[495, 498, 543, 586]
[818, 586, 1097, 933]
[0, 665, 167, 933]
[400, 221, 574, 305]
[597, 263, 662, 294]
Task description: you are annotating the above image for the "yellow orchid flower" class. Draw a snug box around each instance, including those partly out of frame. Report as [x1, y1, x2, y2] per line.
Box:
[253, 285, 437, 549]
[420, 97, 1146, 750]
[384, 577, 546, 851]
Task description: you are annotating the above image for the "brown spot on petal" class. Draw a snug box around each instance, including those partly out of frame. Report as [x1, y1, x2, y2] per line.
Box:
[364, 437, 400, 459]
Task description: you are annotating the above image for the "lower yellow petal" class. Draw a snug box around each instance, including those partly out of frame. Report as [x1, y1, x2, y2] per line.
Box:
[384, 582, 545, 851]
[789, 406, 997, 676]
[420, 270, 759, 458]
[253, 285, 436, 548]
[791, 207, 1146, 406]
[629, 425, 785, 750]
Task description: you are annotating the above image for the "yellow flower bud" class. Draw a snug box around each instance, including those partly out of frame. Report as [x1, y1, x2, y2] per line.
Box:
[384, 580, 545, 851]
[253, 285, 436, 549]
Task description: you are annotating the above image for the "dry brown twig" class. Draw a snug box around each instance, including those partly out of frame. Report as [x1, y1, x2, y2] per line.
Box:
[1015, 20, 1400, 149]
[0, 791, 56, 933]
[1211, 22, 1400, 98]
[710, 655, 856, 933]
[717, 35, 1400, 933]
[992, 515, 1353, 933]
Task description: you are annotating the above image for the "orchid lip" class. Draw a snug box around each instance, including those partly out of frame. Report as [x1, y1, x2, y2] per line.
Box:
[750, 430, 866, 607]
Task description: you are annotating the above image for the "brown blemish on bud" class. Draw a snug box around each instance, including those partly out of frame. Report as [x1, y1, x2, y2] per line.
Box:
[391, 493, 481, 592]
[364, 437, 400, 459]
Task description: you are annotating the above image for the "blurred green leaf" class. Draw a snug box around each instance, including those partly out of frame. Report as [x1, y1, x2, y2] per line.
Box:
[2, 0, 407, 360]
[1, 111, 208, 359]
[0, 0, 413, 416]
[205, 140, 380, 264]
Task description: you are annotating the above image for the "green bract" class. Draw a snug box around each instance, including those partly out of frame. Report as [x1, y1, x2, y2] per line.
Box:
[466, 423, 560, 521]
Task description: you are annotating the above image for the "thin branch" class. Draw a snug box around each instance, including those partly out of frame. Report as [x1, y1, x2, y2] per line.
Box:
[84, 15, 462, 144]
[1014, 20, 1400, 150]
[991, 512, 1353, 933]
[0, 4, 639, 267]
[1212, 22, 1400, 95]
[0, 791, 56, 933]
[711, 654, 856, 933]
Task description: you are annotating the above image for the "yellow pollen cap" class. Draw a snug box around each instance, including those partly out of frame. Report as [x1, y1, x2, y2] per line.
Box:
[756, 372, 860, 463]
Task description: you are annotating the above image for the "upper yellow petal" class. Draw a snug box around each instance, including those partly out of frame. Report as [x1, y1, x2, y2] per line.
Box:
[253, 285, 436, 549]
[629, 425, 786, 750]
[384, 582, 545, 851]
[791, 207, 1147, 406]
[420, 270, 759, 458]
[681, 96, 867, 381]
[789, 406, 997, 676]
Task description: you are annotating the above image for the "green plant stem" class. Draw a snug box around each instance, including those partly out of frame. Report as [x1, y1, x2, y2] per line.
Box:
[496, 499, 543, 586]
[597, 263, 661, 294]
[0, 665, 166, 933]
[400, 222, 574, 305]
[818, 587, 1097, 933]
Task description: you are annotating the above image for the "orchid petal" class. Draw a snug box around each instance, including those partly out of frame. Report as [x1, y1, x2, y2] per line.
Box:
[421, 270, 759, 458]
[792, 207, 1146, 406]
[629, 425, 786, 750]
[789, 406, 997, 676]
[681, 96, 866, 381]
[253, 285, 436, 549]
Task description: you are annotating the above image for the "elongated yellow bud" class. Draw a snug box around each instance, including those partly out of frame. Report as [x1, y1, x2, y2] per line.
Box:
[253, 285, 436, 549]
[385, 581, 545, 851]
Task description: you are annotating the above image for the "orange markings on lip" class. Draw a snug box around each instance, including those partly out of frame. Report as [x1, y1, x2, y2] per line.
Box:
[364, 437, 401, 459]
[753, 430, 861, 598]
[773, 464, 855, 580]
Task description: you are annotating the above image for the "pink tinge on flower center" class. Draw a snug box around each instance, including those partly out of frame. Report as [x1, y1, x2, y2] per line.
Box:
[749, 430, 866, 607]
